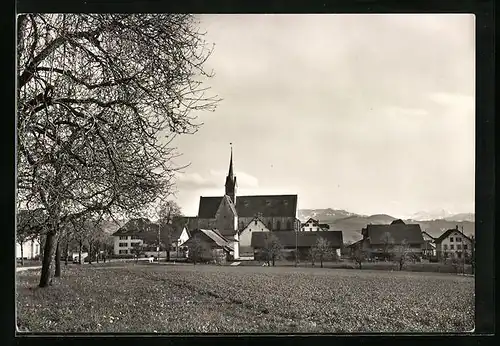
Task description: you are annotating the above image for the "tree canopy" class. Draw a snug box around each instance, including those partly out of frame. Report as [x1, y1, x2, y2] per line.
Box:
[17, 14, 219, 287]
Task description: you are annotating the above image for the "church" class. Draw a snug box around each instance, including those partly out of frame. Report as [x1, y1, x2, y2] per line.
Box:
[194, 147, 300, 259]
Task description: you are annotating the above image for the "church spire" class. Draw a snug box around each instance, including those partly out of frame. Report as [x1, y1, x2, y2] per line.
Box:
[225, 143, 237, 203]
[227, 143, 234, 179]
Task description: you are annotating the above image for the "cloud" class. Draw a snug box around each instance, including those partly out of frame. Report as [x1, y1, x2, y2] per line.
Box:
[174, 170, 259, 191]
[209, 170, 259, 188]
[174, 172, 219, 190]
[428, 92, 474, 110]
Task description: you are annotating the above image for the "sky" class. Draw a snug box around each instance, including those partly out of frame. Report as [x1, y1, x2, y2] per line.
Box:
[166, 14, 475, 219]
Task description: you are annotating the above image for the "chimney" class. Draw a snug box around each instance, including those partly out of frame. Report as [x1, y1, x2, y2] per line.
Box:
[456, 225, 459, 230]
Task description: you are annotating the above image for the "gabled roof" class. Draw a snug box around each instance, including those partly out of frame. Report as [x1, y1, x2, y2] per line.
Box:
[434, 228, 472, 243]
[198, 195, 298, 218]
[112, 218, 156, 236]
[364, 223, 424, 245]
[251, 231, 343, 249]
[301, 218, 319, 226]
[240, 216, 268, 233]
[421, 231, 436, 241]
[186, 229, 234, 251]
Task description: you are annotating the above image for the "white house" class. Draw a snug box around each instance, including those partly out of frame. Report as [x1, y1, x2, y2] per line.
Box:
[301, 218, 330, 232]
[16, 238, 41, 259]
[112, 218, 153, 255]
[434, 226, 473, 260]
[238, 216, 270, 257]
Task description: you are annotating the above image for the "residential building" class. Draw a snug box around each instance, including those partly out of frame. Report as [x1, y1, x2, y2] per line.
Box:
[16, 237, 41, 259]
[421, 231, 436, 257]
[300, 218, 330, 231]
[238, 216, 270, 257]
[111, 218, 157, 255]
[359, 219, 425, 259]
[183, 228, 234, 263]
[434, 226, 473, 261]
[251, 230, 343, 259]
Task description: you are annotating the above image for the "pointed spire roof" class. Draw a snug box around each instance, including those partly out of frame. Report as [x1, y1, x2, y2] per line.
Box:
[227, 144, 234, 179]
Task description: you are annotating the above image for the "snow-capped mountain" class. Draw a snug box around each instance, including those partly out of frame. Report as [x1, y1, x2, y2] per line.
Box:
[410, 209, 455, 221]
[298, 208, 361, 222]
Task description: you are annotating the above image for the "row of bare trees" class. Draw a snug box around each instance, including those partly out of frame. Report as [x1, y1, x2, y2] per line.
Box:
[257, 234, 339, 268]
[17, 14, 219, 287]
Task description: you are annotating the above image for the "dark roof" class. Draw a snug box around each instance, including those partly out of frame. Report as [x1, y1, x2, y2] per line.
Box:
[421, 231, 436, 241]
[112, 218, 156, 236]
[365, 223, 424, 245]
[172, 216, 198, 230]
[198, 197, 223, 218]
[319, 224, 330, 230]
[251, 231, 343, 249]
[434, 228, 472, 243]
[391, 219, 406, 225]
[198, 195, 298, 218]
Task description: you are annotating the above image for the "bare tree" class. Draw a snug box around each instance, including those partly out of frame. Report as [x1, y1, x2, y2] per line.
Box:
[16, 209, 46, 266]
[380, 232, 395, 261]
[17, 14, 220, 287]
[157, 200, 182, 262]
[308, 247, 316, 267]
[393, 239, 411, 271]
[312, 237, 331, 268]
[352, 246, 367, 269]
[187, 237, 210, 265]
[262, 233, 282, 267]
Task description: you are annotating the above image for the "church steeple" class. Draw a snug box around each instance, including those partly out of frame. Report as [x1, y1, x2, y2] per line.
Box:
[225, 143, 237, 203]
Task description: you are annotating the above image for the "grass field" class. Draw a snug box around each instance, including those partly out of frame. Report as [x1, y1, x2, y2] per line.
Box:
[16, 264, 474, 333]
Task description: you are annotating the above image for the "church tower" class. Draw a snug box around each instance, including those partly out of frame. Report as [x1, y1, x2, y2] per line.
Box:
[225, 145, 237, 204]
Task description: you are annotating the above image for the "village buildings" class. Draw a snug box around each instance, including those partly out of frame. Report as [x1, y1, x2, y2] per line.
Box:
[300, 218, 330, 232]
[434, 226, 473, 261]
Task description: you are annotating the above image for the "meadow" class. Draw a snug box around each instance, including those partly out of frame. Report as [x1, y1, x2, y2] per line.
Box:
[16, 264, 474, 333]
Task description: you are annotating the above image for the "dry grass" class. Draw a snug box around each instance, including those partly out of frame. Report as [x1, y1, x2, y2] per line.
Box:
[16, 264, 474, 333]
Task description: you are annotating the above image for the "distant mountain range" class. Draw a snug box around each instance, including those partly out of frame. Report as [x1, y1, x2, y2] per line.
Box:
[298, 209, 475, 243]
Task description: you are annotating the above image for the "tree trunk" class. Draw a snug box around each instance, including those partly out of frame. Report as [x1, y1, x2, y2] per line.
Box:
[88, 242, 93, 264]
[65, 240, 69, 266]
[96, 242, 100, 263]
[166, 245, 171, 262]
[20, 242, 24, 266]
[272, 256, 275, 267]
[39, 232, 57, 288]
[320, 256, 323, 268]
[54, 241, 61, 277]
[79, 240, 82, 264]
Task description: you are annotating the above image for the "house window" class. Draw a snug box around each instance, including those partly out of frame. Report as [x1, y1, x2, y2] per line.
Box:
[276, 221, 281, 230]
[119, 242, 128, 247]
[456, 237, 462, 242]
[443, 244, 448, 250]
[463, 244, 468, 250]
[119, 236, 127, 240]
[254, 220, 257, 226]
[310, 228, 312, 232]
[450, 245, 454, 250]
[267, 221, 272, 230]
[457, 244, 462, 250]
[450, 237, 454, 242]
[119, 250, 128, 254]
[457, 252, 462, 259]
[131, 235, 140, 240]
